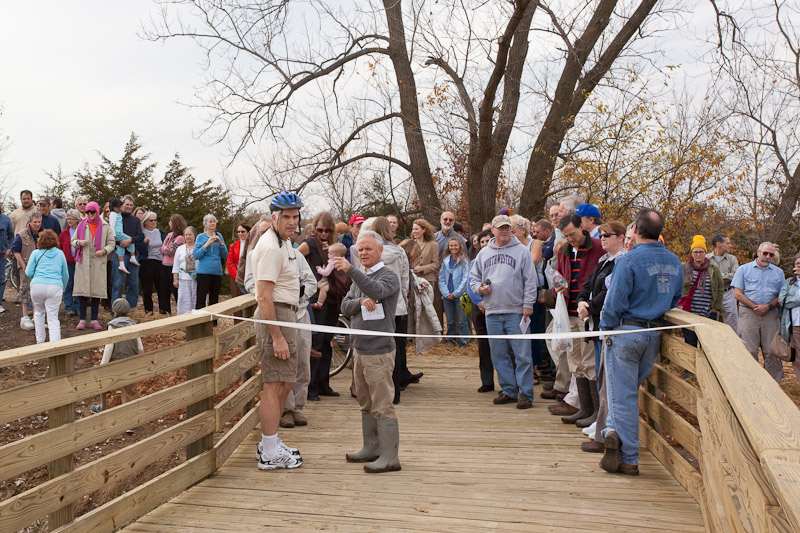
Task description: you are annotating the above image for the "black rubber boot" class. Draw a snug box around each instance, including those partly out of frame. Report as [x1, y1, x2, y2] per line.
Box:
[561, 377, 593, 424]
[576, 380, 599, 428]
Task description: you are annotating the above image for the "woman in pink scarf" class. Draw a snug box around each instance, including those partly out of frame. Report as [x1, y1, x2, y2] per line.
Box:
[71, 201, 115, 330]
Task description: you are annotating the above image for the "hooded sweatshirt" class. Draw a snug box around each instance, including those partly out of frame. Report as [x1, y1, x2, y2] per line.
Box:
[469, 236, 537, 316]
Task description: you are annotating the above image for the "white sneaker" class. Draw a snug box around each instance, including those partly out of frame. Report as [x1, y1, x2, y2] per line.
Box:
[118, 263, 130, 275]
[20, 316, 34, 330]
[257, 442, 301, 458]
[257, 447, 303, 470]
[582, 421, 596, 437]
[0, 304, 6, 314]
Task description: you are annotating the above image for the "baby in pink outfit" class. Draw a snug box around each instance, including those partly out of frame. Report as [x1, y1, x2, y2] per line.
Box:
[312, 242, 347, 309]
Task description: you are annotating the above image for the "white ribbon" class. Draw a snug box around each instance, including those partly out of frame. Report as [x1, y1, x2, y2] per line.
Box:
[193, 310, 701, 341]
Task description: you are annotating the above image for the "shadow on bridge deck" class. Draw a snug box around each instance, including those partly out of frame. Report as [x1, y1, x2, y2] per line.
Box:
[124, 354, 703, 532]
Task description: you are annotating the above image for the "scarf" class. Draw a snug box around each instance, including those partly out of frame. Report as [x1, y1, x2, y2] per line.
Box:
[75, 202, 104, 263]
[678, 257, 710, 311]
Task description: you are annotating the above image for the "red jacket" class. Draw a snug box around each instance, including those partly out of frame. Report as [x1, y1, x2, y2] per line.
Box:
[555, 233, 604, 313]
[226, 239, 242, 280]
[59, 228, 76, 264]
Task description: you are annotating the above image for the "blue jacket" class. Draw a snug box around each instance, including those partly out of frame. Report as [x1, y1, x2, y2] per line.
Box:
[41, 214, 61, 234]
[0, 213, 11, 253]
[25, 248, 69, 288]
[438, 255, 469, 298]
[194, 232, 228, 275]
[600, 242, 682, 330]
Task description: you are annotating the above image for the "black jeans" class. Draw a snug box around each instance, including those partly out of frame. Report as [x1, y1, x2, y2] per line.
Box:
[195, 273, 221, 309]
[393, 315, 412, 386]
[79, 297, 100, 321]
[472, 309, 494, 388]
[160, 263, 176, 308]
[140, 258, 169, 313]
[309, 303, 336, 395]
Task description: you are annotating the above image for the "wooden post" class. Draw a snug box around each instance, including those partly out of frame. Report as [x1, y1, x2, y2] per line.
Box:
[186, 321, 214, 459]
[47, 352, 77, 528]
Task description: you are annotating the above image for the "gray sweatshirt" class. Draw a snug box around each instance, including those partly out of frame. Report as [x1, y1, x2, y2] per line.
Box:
[340, 263, 400, 355]
[469, 236, 537, 316]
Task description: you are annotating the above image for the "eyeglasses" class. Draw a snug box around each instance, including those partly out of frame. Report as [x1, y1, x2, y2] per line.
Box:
[761, 251, 775, 257]
[600, 233, 618, 239]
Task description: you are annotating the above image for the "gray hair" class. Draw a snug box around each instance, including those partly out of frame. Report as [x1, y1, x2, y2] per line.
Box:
[75, 195, 88, 204]
[121, 195, 135, 205]
[757, 241, 777, 253]
[510, 214, 530, 234]
[29, 211, 43, 221]
[184, 225, 197, 236]
[203, 214, 217, 228]
[357, 229, 384, 245]
[66, 209, 81, 220]
[143, 211, 158, 223]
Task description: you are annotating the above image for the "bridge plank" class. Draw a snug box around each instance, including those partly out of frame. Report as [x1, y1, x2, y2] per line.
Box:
[214, 345, 260, 392]
[0, 337, 215, 425]
[214, 404, 259, 469]
[0, 411, 215, 533]
[215, 373, 262, 431]
[639, 389, 701, 458]
[216, 321, 255, 356]
[0, 375, 215, 482]
[660, 333, 699, 374]
[645, 362, 698, 417]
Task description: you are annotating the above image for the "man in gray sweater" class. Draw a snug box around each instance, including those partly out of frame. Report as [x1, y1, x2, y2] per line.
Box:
[334, 230, 402, 473]
[469, 215, 538, 409]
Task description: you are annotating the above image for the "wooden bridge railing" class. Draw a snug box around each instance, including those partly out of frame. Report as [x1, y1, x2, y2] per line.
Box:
[0, 294, 261, 532]
[651, 310, 800, 533]
[3, 298, 800, 532]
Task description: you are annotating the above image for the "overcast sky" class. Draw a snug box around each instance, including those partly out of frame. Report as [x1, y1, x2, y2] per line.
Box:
[0, 1, 719, 209]
[0, 1, 250, 199]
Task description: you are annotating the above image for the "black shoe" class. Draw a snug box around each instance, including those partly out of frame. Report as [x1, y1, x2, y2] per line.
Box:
[319, 388, 340, 397]
[307, 393, 321, 402]
[493, 393, 516, 405]
[477, 385, 494, 393]
[408, 372, 423, 383]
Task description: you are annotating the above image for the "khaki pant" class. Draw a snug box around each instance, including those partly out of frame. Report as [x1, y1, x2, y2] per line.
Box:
[738, 306, 783, 381]
[353, 350, 396, 419]
[567, 317, 596, 380]
[284, 311, 312, 413]
[256, 304, 298, 384]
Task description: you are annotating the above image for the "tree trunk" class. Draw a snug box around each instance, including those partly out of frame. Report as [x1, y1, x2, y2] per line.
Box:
[466, 1, 537, 231]
[767, 163, 800, 243]
[383, 0, 441, 223]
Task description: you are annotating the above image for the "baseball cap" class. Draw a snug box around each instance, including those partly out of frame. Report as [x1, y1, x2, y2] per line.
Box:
[491, 215, 512, 228]
[348, 214, 366, 226]
[576, 203, 601, 219]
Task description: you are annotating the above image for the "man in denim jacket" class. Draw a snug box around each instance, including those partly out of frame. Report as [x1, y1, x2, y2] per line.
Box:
[599, 209, 682, 476]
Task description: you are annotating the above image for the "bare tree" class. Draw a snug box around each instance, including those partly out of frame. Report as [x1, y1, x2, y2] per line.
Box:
[517, 0, 661, 217]
[711, 0, 800, 242]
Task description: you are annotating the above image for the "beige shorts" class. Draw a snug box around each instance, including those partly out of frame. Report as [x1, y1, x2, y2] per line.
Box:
[256, 303, 299, 384]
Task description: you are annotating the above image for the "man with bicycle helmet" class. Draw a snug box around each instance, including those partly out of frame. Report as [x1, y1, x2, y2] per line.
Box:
[250, 191, 306, 470]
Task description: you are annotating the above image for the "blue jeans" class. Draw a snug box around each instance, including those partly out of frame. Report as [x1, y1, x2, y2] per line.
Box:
[63, 262, 80, 313]
[603, 327, 660, 464]
[485, 312, 533, 401]
[443, 297, 468, 345]
[0, 253, 6, 302]
[111, 254, 139, 309]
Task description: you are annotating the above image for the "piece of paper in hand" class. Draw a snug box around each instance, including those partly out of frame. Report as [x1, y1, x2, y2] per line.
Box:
[519, 315, 531, 334]
[361, 303, 386, 321]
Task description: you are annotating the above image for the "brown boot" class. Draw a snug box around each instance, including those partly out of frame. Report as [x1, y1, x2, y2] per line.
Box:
[540, 388, 562, 400]
[600, 430, 622, 473]
[561, 377, 593, 424]
[619, 464, 640, 476]
[279, 411, 295, 428]
[549, 402, 578, 416]
[580, 440, 604, 453]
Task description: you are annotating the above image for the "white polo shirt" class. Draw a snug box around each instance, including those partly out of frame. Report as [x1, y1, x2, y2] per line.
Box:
[250, 228, 299, 306]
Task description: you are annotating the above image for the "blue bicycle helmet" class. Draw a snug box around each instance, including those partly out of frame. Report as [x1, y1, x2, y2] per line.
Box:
[270, 191, 304, 212]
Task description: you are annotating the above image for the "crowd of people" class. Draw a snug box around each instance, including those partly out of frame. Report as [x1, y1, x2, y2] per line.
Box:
[1, 187, 796, 477]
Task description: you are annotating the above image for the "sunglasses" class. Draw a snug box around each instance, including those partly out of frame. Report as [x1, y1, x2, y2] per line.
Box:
[85, 210, 97, 215]
[600, 233, 619, 238]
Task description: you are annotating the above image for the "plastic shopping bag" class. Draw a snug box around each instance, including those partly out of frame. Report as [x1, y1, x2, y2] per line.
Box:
[545, 292, 573, 362]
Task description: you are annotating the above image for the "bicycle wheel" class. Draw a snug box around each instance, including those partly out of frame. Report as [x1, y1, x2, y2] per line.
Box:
[329, 315, 353, 377]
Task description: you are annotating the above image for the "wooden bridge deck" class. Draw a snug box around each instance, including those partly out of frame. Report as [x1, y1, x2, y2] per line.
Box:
[123, 354, 703, 532]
